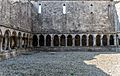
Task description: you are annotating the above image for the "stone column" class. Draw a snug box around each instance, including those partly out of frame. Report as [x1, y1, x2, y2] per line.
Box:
[87, 35, 89, 46]
[8, 37, 11, 51]
[59, 35, 60, 47]
[72, 35, 75, 47]
[93, 34, 96, 46]
[107, 35, 110, 46]
[101, 34, 103, 46]
[37, 35, 39, 47]
[66, 35, 67, 47]
[44, 35, 46, 46]
[0, 36, 3, 52]
[114, 35, 117, 46]
[80, 34, 82, 46]
[51, 34, 53, 47]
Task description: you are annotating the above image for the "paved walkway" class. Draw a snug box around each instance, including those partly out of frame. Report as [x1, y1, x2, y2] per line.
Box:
[0, 51, 119, 76]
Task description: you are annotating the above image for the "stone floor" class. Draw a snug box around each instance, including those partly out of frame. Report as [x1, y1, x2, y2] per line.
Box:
[0, 51, 120, 76]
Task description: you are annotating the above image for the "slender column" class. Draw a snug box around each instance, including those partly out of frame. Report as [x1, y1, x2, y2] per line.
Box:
[107, 35, 110, 46]
[59, 35, 60, 47]
[80, 34, 82, 46]
[101, 34, 103, 46]
[37, 35, 39, 47]
[8, 37, 11, 50]
[72, 35, 75, 47]
[66, 35, 67, 47]
[0, 36, 3, 52]
[20, 37, 22, 48]
[44, 35, 46, 46]
[114, 35, 117, 46]
[51, 34, 53, 47]
[5, 38, 7, 50]
[93, 34, 96, 46]
[87, 35, 89, 46]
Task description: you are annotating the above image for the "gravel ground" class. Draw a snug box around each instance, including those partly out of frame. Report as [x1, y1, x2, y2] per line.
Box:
[0, 51, 119, 76]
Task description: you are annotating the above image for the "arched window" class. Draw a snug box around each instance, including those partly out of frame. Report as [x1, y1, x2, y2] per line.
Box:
[39, 35, 44, 46]
[102, 35, 107, 46]
[67, 35, 72, 46]
[96, 35, 101, 46]
[109, 35, 114, 45]
[46, 35, 51, 46]
[82, 35, 87, 46]
[88, 35, 93, 46]
[32, 35, 38, 47]
[75, 35, 80, 46]
[53, 35, 59, 46]
[60, 35, 66, 46]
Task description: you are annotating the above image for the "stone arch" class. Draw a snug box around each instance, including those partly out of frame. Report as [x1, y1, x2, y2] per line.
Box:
[53, 35, 59, 46]
[67, 35, 73, 46]
[109, 35, 114, 45]
[18, 32, 21, 48]
[11, 31, 17, 49]
[2, 30, 11, 50]
[75, 35, 80, 46]
[46, 35, 51, 46]
[82, 35, 87, 46]
[88, 35, 93, 46]
[96, 35, 101, 46]
[60, 35, 66, 46]
[39, 34, 44, 46]
[32, 35, 38, 47]
[102, 35, 107, 46]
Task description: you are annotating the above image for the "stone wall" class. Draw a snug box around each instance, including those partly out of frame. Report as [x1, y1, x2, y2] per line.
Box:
[0, 0, 32, 32]
[32, 1, 115, 34]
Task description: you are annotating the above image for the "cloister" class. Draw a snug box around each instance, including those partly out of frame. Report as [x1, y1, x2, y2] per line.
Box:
[32, 33, 118, 47]
[0, 26, 32, 53]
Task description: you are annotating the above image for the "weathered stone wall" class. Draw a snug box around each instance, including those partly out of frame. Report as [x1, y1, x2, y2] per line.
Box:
[33, 1, 115, 34]
[0, 0, 32, 32]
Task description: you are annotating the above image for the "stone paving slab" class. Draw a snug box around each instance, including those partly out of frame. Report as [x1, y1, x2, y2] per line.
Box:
[0, 51, 119, 76]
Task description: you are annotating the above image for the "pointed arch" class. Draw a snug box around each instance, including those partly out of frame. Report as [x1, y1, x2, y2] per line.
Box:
[53, 35, 59, 46]
[75, 35, 80, 46]
[88, 35, 93, 46]
[96, 35, 101, 46]
[46, 35, 51, 46]
[60, 35, 66, 46]
[82, 35, 87, 46]
[67, 35, 73, 46]
[39, 35, 44, 46]
[102, 35, 107, 46]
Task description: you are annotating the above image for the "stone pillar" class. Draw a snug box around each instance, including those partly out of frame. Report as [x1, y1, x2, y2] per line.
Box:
[4, 38, 7, 50]
[80, 34, 82, 46]
[93, 34, 96, 46]
[114, 35, 117, 46]
[59, 35, 60, 47]
[72, 35, 75, 47]
[0, 36, 3, 52]
[44, 35, 46, 46]
[51, 35, 53, 47]
[101, 34, 103, 46]
[107, 35, 110, 46]
[87, 35, 89, 46]
[37, 35, 39, 47]
[66, 35, 67, 47]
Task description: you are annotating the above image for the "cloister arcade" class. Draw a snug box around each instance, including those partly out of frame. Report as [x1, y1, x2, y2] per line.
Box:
[32, 34, 118, 47]
[0, 27, 32, 52]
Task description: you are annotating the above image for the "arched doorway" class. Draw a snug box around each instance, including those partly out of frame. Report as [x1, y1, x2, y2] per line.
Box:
[82, 35, 87, 46]
[46, 35, 51, 46]
[32, 35, 38, 47]
[109, 35, 114, 45]
[88, 35, 93, 46]
[60, 35, 66, 46]
[67, 35, 72, 46]
[53, 35, 59, 46]
[2, 30, 11, 50]
[102, 35, 107, 46]
[11, 31, 17, 49]
[75, 35, 80, 46]
[39, 35, 44, 46]
[96, 35, 101, 46]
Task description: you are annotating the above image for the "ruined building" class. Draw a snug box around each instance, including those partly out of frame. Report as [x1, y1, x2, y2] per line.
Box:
[0, 0, 120, 59]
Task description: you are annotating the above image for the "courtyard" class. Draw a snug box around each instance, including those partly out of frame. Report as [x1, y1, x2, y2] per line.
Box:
[0, 51, 119, 76]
